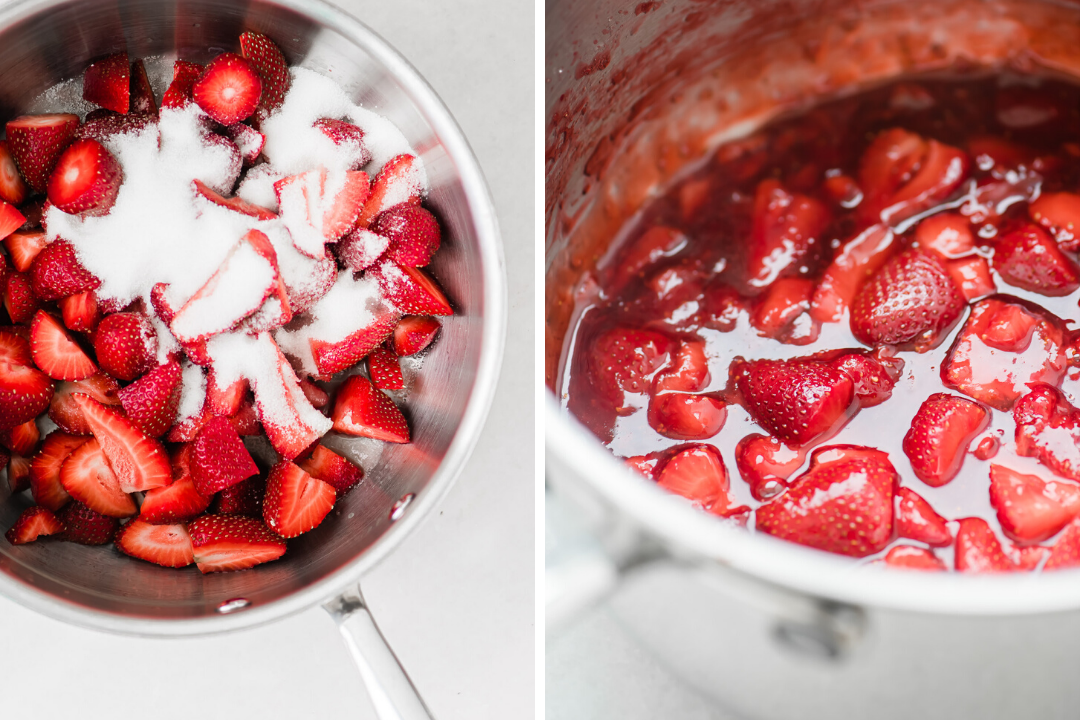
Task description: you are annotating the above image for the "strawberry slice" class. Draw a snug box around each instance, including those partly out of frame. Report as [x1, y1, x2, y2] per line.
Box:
[192, 178, 276, 220]
[734, 433, 805, 501]
[859, 129, 968, 225]
[829, 349, 904, 408]
[1013, 384, 1080, 482]
[392, 316, 440, 356]
[4, 506, 63, 545]
[367, 343, 404, 390]
[1029, 191, 1080, 252]
[756, 444, 896, 557]
[731, 357, 855, 446]
[0, 328, 31, 366]
[902, 393, 989, 487]
[850, 249, 966, 351]
[214, 474, 266, 517]
[129, 59, 156, 115]
[250, 337, 332, 459]
[0, 419, 39, 456]
[610, 226, 686, 292]
[1045, 518, 1080, 570]
[92, 312, 157, 381]
[262, 459, 335, 538]
[239, 31, 291, 115]
[46, 138, 122, 216]
[751, 277, 820, 345]
[989, 463, 1080, 544]
[222, 123, 264, 164]
[0, 361, 53, 431]
[117, 360, 181, 438]
[5, 114, 79, 193]
[895, 486, 952, 546]
[71, 393, 171, 492]
[0, 201, 25, 241]
[59, 290, 99, 333]
[955, 517, 1018, 573]
[331, 374, 410, 443]
[370, 204, 441, 268]
[205, 370, 248, 416]
[297, 444, 363, 497]
[655, 444, 748, 517]
[883, 545, 947, 571]
[4, 272, 40, 324]
[139, 445, 209, 523]
[28, 239, 101, 301]
[647, 392, 726, 441]
[59, 437, 136, 517]
[187, 514, 286, 573]
[809, 224, 896, 323]
[161, 60, 203, 109]
[115, 520, 193, 567]
[0, 141, 28, 205]
[356, 154, 423, 228]
[193, 53, 262, 125]
[309, 309, 401, 378]
[275, 168, 370, 256]
[7, 453, 29, 494]
[746, 179, 830, 288]
[83, 53, 129, 114]
[370, 260, 452, 316]
[29, 431, 86, 510]
[29, 310, 96, 381]
[335, 227, 389, 272]
[190, 414, 259, 496]
[48, 373, 120, 435]
[56, 500, 117, 545]
[945, 256, 995, 301]
[4, 230, 47, 272]
[992, 224, 1080, 296]
[915, 212, 975, 259]
[313, 118, 370, 168]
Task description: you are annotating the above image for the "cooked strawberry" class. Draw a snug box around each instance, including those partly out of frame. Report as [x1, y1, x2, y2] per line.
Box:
[734, 433, 805, 500]
[59, 437, 136, 517]
[298, 377, 329, 409]
[1029, 191, 1080, 251]
[1013, 384, 1080, 482]
[746, 179, 830, 288]
[883, 545, 947, 571]
[859, 129, 968, 225]
[992, 224, 1080, 296]
[652, 341, 708, 394]
[7, 453, 29, 494]
[29, 310, 96, 381]
[914, 212, 974, 259]
[71, 393, 171, 491]
[756, 444, 896, 557]
[4, 230, 46, 272]
[192, 178, 276, 220]
[5, 113, 79, 193]
[28, 239, 101, 301]
[58, 290, 99, 333]
[647, 392, 726, 440]
[161, 60, 203, 109]
[128, 59, 156, 115]
[92, 312, 157, 381]
[331, 374, 410, 443]
[222, 122, 264, 164]
[29, 432, 86, 510]
[187, 513, 286, 573]
[239, 31, 290, 115]
[371, 260, 452, 316]
[1045, 518, 1080, 570]
[189, 414, 258, 496]
[850, 249, 966, 351]
[192, 52, 262, 125]
[585, 326, 675, 410]
[5, 506, 63, 545]
[0, 361, 53, 431]
[46, 138, 122, 216]
[654, 444, 748, 517]
[367, 343, 404, 390]
[313, 118, 370, 168]
[370, 204, 441, 267]
[810, 224, 896, 323]
[749, 277, 819, 345]
[48, 373, 120, 435]
[902, 393, 989, 487]
[0, 141, 28, 205]
[214, 474, 265, 517]
[895, 486, 952, 546]
[829, 349, 904, 408]
[945, 256, 995, 301]
[117, 360, 181, 438]
[954, 517, 1018, 573]
[356, 154, 423, 229]
[56, 500, 118, 545]
[262, 459, 335, 538]
[115, 520, 193, 567]
[731, 357, 855, 446]
[0, 419, 38, 456]
[392, 316, 440, 356]
[989, 462, 1080, 544]
[297, 444, 363, 496]
[309, 309, 400, 377]
[610, 226, 686, 291]
[83, 53, 129, 114]
[4, 271, 40, 324]
[0, 328, 31, 366]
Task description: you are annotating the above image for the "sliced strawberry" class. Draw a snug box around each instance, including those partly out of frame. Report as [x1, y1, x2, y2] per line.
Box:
[309, 309, 401, 377]
[0, 328, 31, 366]
[128, 59, 156, 115]
[370, 204, 441, 268]
[48, 373, 120, 435]
[262, 459, 335, 538]
[0, 419, 38, 456]
[5, 114, 79, 193]
[335, 227, 389, 272]
[654, 444, 747, 517]
[74, 111, 156, 144]
[46, 138, 122, 216]
[749, 277, 819, 345]
[989, 462, 1080, 544]
[902, 393, 989, 487]
[115, 520, 193, 567]
[140, 476, 209, 525]
[83, 53, 129, 114]
[252, 338, 331, 460]
[610, 226, 686, 291]
[370, 260, 452, 316]
[731, 357, 855, 446]
[214, 474, 265, 517]
[59, 438, 136, 517]
[356, 154, 423, 229]
[746, 178, 830, 288]
[647, 392, 726, 441]
[4, 272, 39, 324]
[189, 414, 258, 496]
[1045, 517, 1080, 570]
[222, 123, 264, 164]
[313, 118, 370, 168]
[4, 506, 62, 545]
[992, 224, 1080, 296]
[955, 517, 1018, 573]
[297, 444, 363, 497]
[29, 310, 96, 381]
[4, 230, 46, 272]
[1013, 384, 1080, 482]
[895, 486, 952, 546]
[239, 31, 290, 115]
[331, 374, 409, 443]
[298, 378, 329, 409]
[57, 291, 98, 333]
[652, 341, 709, 394]
[28, 239, 101, 301]
[205, 370, 248, 417]
[92, 312, 157, 381]
[55, 500, 117, 545]
[7, 453, 29, 494]
[945, 256, 995, 301]
[117, 360, 181, 438]
[227, 403, 258, 436]
[161, 60, 203, 109]
[1029, 191, 1080, 252]
[367, 343, 404, 390]
[756, 444, 896, 557]
[860, 129, 968, 225]
[283, 256, 337, 315]
[734, 433, 805, 501]
[585, 326, 675, 411]
[29, 432, 87, 510]
[192, 178, 276, 220]
[188, 514, 286, 573]
[193, 53, 262, 125]
[0, 361, 53, 431]
[810, 224, 896, 323]
[883, 545, 947, 571]
[72, 393, 171, 491]
[392, 316, 440, 356]
[0, 202, 25, 241]
[915, 212, 974, 259]
[0, 141, 28, 205]
[829, 349, 904, 408]
[275, 168, 369, 256]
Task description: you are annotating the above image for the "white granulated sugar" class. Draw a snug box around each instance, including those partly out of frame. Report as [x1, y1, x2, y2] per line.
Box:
[236, 164, 283, 211]
[176, 360, 207, 423]
[26, 77, 96, 116]
[148, 312, 179, 365]
[170, 241, 276, 342]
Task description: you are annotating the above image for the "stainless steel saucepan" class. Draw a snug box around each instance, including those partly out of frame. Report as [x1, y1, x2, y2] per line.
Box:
[0, 1, 505, 718]
[546, 1, 1080, 717]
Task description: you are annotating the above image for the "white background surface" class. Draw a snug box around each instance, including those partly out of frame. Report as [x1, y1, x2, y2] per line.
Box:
[0, 0, 534, 718]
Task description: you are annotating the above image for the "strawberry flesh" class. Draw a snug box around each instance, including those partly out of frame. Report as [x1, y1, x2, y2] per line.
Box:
[331, 374, 410, 443]
[4, 506, 63, 545]
[188, 514, 286, 573]
[59, 437, 136, 518]
[83, 53, 129, 114]
[955, 517, 1020, 573]
[655, 444, 748, 517]
[746, 179, 830, 289]
[989, 462, 1080, 543]
[895, 486, 953, 546]
[392, 316, 440, 356]
[72, 393, 171, 492]
[884, 545, 947, 571]
[297, 444, 363, 497]
[734, 433, 805, 500]
[262, 459, 336, 538]
[47, 138, 123, 216]
[902, 392, 989, 487]
[992, 224, 1080, 296]
[1013, 384, 1080, 482]
[115, 520, 193, 568]
[30, 310, 96, 381]
[193, 53, 262, 125]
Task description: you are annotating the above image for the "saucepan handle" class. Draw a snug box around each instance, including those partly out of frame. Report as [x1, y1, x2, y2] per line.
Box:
[323, 586, 434, 720]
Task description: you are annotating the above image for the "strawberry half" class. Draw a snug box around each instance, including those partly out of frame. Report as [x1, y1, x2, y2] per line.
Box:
[989, 463, 1080, 544]
[945, 256, 996, 301]
[1013, 384, 1080, 482]
[734, 433, 805, 501]
[30, 310, 96, 381]
[297, 444, 363, 497]
[746, 178, 830, 288]
[59, 290, 100, 333]
[56, 500, 118, 545]
[193, 52, 262, 125]
[4, 230, 47, 272]
[29, 431, 86, 510]
[895, 486, 952, 547]
[901, 392, 989, 487]
[92, 312, 157, 381]
[1046, 518, 1080, 570]
[955, 517, 1018, 573]
[370, 260, 452, 316]
[275, 168, 369, 256]
[188, 514, 286, 573]
[72, 393, 171, 492]
[190, 414, 259, 496]
[239, 31, 291, 115]
[331, 374, 410, 443]
[49, 373, 120, 435]
[59, 437, 136, 518]
[883, 545, 947, 571]
[992, 224, 1080, 297]
[47, 138, 123, 216]
[214, 474, 265, 517]
[5, 113, 79, 193]
[371, 204, 441, 267]
[356, 154, 423, 228]
[655, 444, 748, 517]
[367, 343, 404, 390]
[0, 360, 53, 431]
[83, 53, 129, 114]
[115, 520, 194, 568]
[161, 60, 203, 109]
[28, 239, 101, 301]
[262, 459, 336, 538]
[309, 309, 401, 377]
[5, 506, 63, 545]
[392, 316, 440, 356]
[139, 444, 209, 524]
[118, 360, 182, 438]
[0, 141, 28, 205]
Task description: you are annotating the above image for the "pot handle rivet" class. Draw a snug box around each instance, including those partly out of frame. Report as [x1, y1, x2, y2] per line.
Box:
[216, 598, 251, 614]
[389, 493, 416, 521]
[772, 601, 865, 662]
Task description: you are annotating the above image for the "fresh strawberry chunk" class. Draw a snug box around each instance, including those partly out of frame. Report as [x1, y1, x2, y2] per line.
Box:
[193, 52, 262, 125]
[282, 256, 336, 315]
[313, 118, 370, 168]
[734, 433, 805, 500]
[1045, 517, 1080, 570]
[227, 403, 258, 435]
[48, 373, 120, 435]
[262, 459, 335, 538]
[222, 122, 264, 164]
[128, 59, 156, 115]
[992, 224, 1080, 296]
[370, 260, 452, 316]
[331, 374, 410, 443]
[275, 168, 370, 256]
[756, 444, 896, 557]
[654, 444, 747, 517]
[335, 227, 389, 272]
[5, 114, 79, 193]
[188, 514, 286, 573]
[850, 249, 966, 351]
[57, 291, 98, 333]
[810, 224, 896, 323]
[367, 343, 404, 390]
[902, 393, 989, 487]
[393, 316, 440, 356]
[59, 438, 136, 518]
[297, 444, 363, 497]
[46, 138, 122, 217]
[71, 393, 171, 492]
[250, 337, 332, 459]
[915, 212, 974, 259]
[239, 31, 290, 116]
[370, 204, 441, 268]
[83, 53, 129, 114]
[115, 520, 193, 567]
[0, 141, 28, 205]
[955, 517, 1019, 573]
[214, 474, 265, 517]
[4, 230, 47, 272]
[7, 453, 28, 493]
[308, 309, 401, 378]
[746, 179, 830, 288]
[298, 378, 329, 409]
[1013, 384, 1080, 482]
[117, 360, 181, 438]
[989, 462, 1080, 544]
[750, 277, 819, 345]
[189, 414, 258, 496]
[5, 506, 63, 545]
[647, 392, 726, 440]
[356, 154, 424, 229]
[192, 178, 276, 220]
[0, 327, 31, 366]
[29, 432, 87, 510]
[0, 361, 53, 431]
[829, 349, 904, 408]
[139, 444, 208, 524]
[586, 326, 675, 411]
[56, 500, 118, 545]
[731, 357, 855, 446]
[92, 312, 157, 381]
[895, 486, 952, 546]
[205, 370, 248, 417]
[883, 545, 947, 571]
[28, 239, 100, 301]
[29, 310, 96, 381]
[4, 272, 39, 324]
[161, 60, 203, 109]
[0, 419, 39, 456]
[74, 111, 156, 144]
[1029, 191, 1080, 252]
[0, 202, 25, 241]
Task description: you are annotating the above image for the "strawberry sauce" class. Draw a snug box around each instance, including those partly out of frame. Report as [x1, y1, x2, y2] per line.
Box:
[560, 72, 1080, 571]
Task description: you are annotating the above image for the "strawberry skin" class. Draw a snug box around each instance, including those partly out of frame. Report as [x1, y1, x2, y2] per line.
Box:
[392, 316, 440, 356]
[47, 138, 123, 216]
[895, 486, 952, 546]
[30, 310, 97, 381]
[0, 419, 39, 456]
[4, 272, 40, 324]
[117, 360, 182, 438]
[989, 463, 1080, 543]
[955, 517, 1018, 573]
[371, 204, 441, 267]
[0, 361, 53, 431]
[71, 393, 171, 492]
[5, 114, 79, 193]
[587, 326, 675, 410]
[82, 53, 129, 114]
[57, 500, 118, 545]
[92, 312, 157, 381]
[4, 230, 47, 272]
[161, 60, 203, 109]
[297, 444, 363, 496]
[59, 437, 136, 518]
[190, 414, 259, 496]
[115, 520, 194, 568]
[263, 459, 336, 538]
[28, 239, 101, 301]
[371, 260, 452, 316]
[193, 53, 262, 125]
[647, 392, 726, 440]
[0, 327, 32, 366]
[331, 374, 410, 443]
[1013, 384, 1080, 482]
[239, 31, 291, 115]
[902, 392, 989, 487]
[0, 141, 28, 205]
[367, 343, 404, 390]
[129, 59, 157, 115]
[993, 224, 1080, 296]
[5, 506, 63, 545]
[884, 545, 947, 571]
[188, 514, 286, 573]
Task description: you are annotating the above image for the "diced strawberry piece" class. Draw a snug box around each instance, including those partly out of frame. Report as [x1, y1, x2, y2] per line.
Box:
[902, 393, 989, 487]
[74, 111, 156, 144]
[309, 310, 401, 377]
[731, 357, 855, 446]
[275, 168, 370, 256]
[734, 433, 805, 500]
[366, 343, 404, 391]
[5, 114, 79, 193]
[822, 173, 861, 206]
[205, 370, 248, 417]
[214, 474, 265, 517]
[7, 453, 29, 494]
[193, 53, 262, 125]
[974, 434, 1001, 460]
[746, 179, 830, 288]
[239, 31, 290, 116]
[955, 517, 1018, 573]
[886, 139, 968, 222]
[192, 178, 276, 220]
[756, 444, 896, 557]
[251, 337, 331, 459]
[92, 312, 157, 381]
[0, 361, 53, 431]
[370, 260, 452, 316]
[283, 256, 336, 315]
[0, 419, 39, 456]
[4, 272, 39, 324]
[83, 53, 129, 114]
[58, 290, 99, 333]
[356, 154, 423, 228]
[297, 444, 363, 497]
[262, 459, 335, 538]
[139, 444, 208, 524]
[829, 349, 904, 408]
[392, 316, 440, 356]
[0, 201, 25, 241]
[29, 310, 96, 381]
[128, 59, 156, 115]
[895, 486, 952, 546]
[749, 277, 819, 345]
[1013, 384, 1080, 482]
[117, 360, 181, 438]
[4, 230, 47, 272]
[313, 118, 370, 168]
[188, 514, 286, 573]
[46, 138, 122, 216]
[370, 204, 441, 268]
[0, 328, 30, 366]
[71, 393, 171, 491]
[28, 239, 100, 301]
[59, 437, 136, 517]
[993, 224, 1080, 296]
[647, 391, 726, 441]
[115, 520, 193, 567]
[1045, 517, 1080, 570]
[56, 500, 118, 545]
[335, 227, 389, 272]
[883, 545, 947, 571]
[1030, 191, 1080, 252]
[859, 129, 968, 225]
[653, 341, 709, 394]
[586, 326, 675, 411]
[188, 414, 258, 497]
[222, 123, 264, 164]
[945, 256, 995, 301]
[4, 506, 62, 545]
[989, 462, 1080, 544]
[224, 404, 255, 437]
[654, 444, 748, 517]
[610, 226, 686, 292]
[29, 432, 87, 510]
[298, 378, 329, 409]
[0, 141, 28, 205]
[915, 212, 974, 259]
[810, 224, 896, 323]
[161, 60, 203, 109]
[331, 374, 409, 443]
[48, 373, 120, 435]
